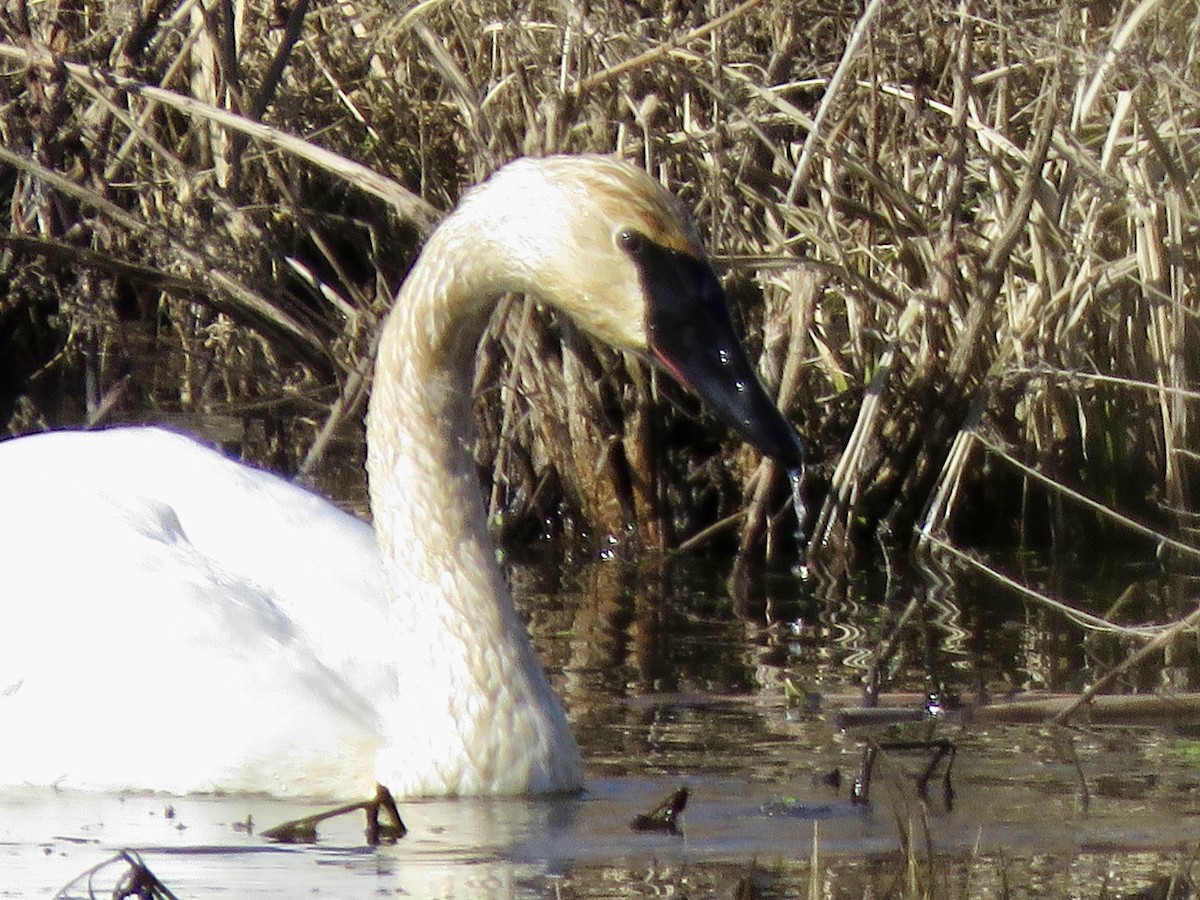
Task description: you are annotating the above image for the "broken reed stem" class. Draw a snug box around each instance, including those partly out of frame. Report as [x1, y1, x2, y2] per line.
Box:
[1050, 602, 1200, 725]
[0, 41, 442, 235]
[1013, 367, 1200, 405]
[971, 430, 1200, 563]
[298, 341, 377, 477]
[575, 0, 767, 94]
[1077, 0, 1170, 124]
[922, 535, 1165, 639]
[0, 141, 321, 351]
[835, 691, 1200, 726]
[784, 0, 887, 203]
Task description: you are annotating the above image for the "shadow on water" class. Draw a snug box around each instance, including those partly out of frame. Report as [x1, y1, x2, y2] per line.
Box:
[8, 549, 1200, 897]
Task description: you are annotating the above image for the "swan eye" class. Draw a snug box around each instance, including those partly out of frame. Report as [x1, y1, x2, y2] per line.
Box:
[618, 230, 646, 254]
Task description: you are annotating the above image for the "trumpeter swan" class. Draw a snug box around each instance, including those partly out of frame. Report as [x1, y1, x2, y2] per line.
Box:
[0, 155, 802, 799]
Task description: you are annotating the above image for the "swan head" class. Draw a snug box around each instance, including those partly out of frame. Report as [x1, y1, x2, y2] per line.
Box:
[468, 155, 804, 467]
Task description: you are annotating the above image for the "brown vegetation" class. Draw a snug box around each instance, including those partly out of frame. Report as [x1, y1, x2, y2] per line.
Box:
[0, 0, 1197, 577]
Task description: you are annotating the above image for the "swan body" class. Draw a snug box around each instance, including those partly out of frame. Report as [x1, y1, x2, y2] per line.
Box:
[0, 155, 802, 799]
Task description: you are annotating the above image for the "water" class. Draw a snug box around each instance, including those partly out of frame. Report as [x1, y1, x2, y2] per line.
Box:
[787, 464, 808, 576]
[5, 552, 1200, 896]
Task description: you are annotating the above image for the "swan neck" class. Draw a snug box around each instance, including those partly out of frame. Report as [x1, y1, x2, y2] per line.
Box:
[366, 223, 501, 607]
[362, 213, 581, 795]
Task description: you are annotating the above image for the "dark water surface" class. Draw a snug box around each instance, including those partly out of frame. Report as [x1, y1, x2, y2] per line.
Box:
[5, 551, 1200, 897]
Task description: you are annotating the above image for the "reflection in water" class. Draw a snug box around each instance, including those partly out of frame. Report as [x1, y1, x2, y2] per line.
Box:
[8, 549, 1200, 897]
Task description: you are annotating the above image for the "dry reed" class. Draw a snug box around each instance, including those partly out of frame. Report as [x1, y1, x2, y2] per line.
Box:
[1, 0, 1197, 598]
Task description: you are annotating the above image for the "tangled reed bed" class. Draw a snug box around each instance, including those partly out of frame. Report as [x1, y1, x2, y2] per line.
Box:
[1, 1, 1197, 594]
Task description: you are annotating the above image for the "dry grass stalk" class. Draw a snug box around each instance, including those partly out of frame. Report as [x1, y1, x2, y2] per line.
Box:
[0, 0, 1197, 587]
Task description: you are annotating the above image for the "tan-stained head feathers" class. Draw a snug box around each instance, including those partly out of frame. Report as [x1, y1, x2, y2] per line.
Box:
[445, 154, 708, 353]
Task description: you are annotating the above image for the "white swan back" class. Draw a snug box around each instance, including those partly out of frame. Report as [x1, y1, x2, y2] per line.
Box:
[0, 428, 388, 795]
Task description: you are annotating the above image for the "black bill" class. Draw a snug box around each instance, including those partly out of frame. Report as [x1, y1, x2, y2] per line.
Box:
[623, 231, 805, 468]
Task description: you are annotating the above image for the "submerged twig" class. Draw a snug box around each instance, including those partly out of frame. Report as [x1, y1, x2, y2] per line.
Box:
[262, 784, 407, 845]
[630, 786, 689, 835]
[52, 850, 180, 900]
